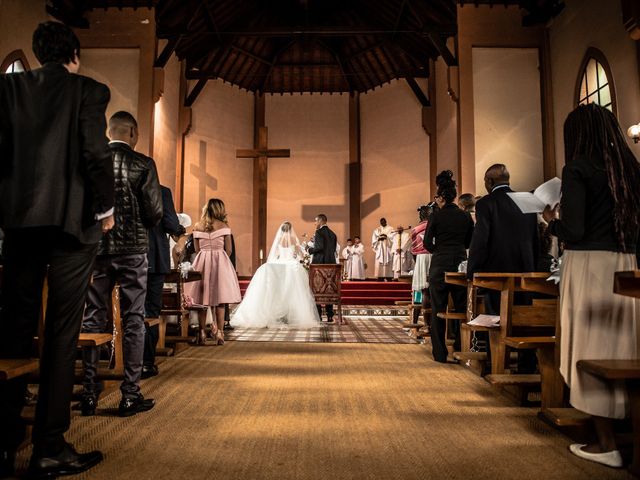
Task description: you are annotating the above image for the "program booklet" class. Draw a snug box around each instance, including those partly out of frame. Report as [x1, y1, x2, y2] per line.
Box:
[507, 177, 561, 214]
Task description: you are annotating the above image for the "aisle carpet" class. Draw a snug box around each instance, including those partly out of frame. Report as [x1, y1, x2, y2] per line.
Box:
[20, 343, 633, 480]
[225, 316, 420, 344]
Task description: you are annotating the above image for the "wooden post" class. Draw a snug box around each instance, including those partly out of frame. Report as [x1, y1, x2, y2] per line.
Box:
[348, 92, 361, 238]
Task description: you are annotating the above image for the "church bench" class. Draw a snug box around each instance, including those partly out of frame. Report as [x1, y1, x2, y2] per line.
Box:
[0, 359, 39, 381]
[577, 359, 640, 476]
[76, 333, 113, 347]
[538, 407, 591, 427]
[485, 373, 542, 406]
[471, 273, 558, 376]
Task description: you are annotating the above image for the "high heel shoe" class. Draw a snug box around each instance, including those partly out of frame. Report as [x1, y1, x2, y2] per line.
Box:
[215, 330, 225, 346]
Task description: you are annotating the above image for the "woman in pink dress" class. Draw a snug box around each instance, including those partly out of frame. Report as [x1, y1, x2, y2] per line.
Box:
[186, 198, 241, 345]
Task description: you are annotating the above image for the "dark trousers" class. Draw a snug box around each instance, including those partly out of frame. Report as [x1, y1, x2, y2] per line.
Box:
[482, 291, 537, 374]
[82, 254, 148, 399]
[317, 304, 334, 320]
[429, 254, 466, 363]
[0, 228, 97, 454]
[143, 272, 165, 367]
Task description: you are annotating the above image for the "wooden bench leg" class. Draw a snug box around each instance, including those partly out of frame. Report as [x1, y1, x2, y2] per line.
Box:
[629, 379, 640, 477]
[158, 316, 167, 350]
[461, 326, 471, 353]
[180, 311, 190, 338]
[489, 330, 507, 374]
[536, 345, 565, 409]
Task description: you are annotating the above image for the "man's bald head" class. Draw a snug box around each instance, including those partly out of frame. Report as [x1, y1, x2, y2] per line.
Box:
[108, 111, 138, 148]
[484, 164, 510, 194]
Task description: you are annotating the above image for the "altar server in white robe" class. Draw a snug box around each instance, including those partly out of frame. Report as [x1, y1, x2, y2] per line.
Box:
[342, 237, 366, 280]
[372, 218, 394, 280]
[392, 226, 414, 279]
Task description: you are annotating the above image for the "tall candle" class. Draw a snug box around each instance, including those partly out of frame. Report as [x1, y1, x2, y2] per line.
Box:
[259, 249, 263, 260]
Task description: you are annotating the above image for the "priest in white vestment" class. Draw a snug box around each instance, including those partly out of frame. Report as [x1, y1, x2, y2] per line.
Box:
[342, 237, 365, 280]
[372, 218, 394, 280]
[391, 226, 414, 279]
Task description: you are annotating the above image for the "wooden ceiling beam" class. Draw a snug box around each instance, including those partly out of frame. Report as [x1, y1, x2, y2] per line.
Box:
[154, 35, 181, 67]
[319, 39, 357, 92]
[426, 32, 457, 66]
[405, 76, 430, 107]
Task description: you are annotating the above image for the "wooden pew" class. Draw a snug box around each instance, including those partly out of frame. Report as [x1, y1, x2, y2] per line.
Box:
[162, 269, 202, 347]
[0, 359, 39, 381]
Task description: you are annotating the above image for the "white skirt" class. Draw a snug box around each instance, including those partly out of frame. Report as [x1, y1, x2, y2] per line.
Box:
[559, 250, 639, 418]
[412, 254, 431, 291]
[230, 261, 321, 329]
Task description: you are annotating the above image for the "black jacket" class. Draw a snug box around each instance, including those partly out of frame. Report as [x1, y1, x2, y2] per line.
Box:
[548, 156, 638, 253]
[98, 142, 162, 256]
[148, 186, 184, 274]
[467, 185, 539, 279]
[309, 225, 337, 264]
[0, 63, 114, 244]
[424, 204, 474, 257]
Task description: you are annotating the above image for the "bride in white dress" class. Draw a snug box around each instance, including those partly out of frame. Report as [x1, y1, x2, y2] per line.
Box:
[230, 222, 321, 328]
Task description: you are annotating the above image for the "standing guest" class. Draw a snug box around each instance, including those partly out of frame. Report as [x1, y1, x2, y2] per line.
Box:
[411, 203, 436, 324]
[543, 104, 640, 468]
[81, 111, 162, 418]
[185, 198, 241, 345]
[424, 171, 474, 363]
[342, 238, 355, 279]
[392, 226, 414, 280]
[0, 21, 113, 478]
[308, 214, 339, 322]
[372, 218, 394, 281]
[142, 185, 185, 379]
[458, 193, 477, 222]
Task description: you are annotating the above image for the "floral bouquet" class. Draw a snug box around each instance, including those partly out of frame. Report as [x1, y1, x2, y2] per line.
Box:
[301, 251, 312, 270]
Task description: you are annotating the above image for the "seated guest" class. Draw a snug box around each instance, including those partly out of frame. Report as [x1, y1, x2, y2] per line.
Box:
[467, 164, 539, 374]
[424, 171, 474, 363]
[81, 112, 162, 417]
[0, 21, 113, 478]
[143, 185, 185, 378]
[543, 104, 640, 468]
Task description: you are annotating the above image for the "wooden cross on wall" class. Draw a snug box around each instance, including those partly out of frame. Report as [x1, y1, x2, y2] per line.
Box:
[236, 126, 290, 272]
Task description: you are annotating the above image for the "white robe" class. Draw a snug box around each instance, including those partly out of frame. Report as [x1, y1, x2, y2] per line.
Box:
[391, 231, 414, 277]
[372, 225, 394, 278]
[342, 244, 365, 280]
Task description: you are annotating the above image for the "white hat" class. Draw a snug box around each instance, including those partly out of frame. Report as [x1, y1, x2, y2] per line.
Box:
[177, 213, 192, 228]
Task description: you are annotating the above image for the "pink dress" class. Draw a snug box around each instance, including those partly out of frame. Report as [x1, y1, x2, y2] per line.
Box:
[186, 228, 241, 306]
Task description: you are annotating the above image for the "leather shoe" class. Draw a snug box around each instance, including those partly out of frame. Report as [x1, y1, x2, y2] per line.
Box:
[0, 449, 16, 478]
[569, 444, 623, 468]
[141, 365, 159, 379]
[80, 394, 98, 417]
[118, 395, 155, 417]
[27, 443, 103, 479]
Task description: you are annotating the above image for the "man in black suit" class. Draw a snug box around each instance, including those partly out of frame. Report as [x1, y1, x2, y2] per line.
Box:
[142, 185, 185, 378]
[467, 164, 539, 373]
[308, 214, 338, 322]
[0, 21, 112, 478]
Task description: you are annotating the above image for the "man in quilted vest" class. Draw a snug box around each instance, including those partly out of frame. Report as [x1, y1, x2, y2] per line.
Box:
[80, 111, 162, 418]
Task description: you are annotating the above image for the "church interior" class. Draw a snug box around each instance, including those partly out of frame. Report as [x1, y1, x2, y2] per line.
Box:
[1, 0, 640, 478]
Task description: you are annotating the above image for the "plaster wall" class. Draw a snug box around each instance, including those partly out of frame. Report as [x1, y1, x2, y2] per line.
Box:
[265, 93, 350, 256]
[361, 79, 430, 277]
[472, 48, 544, 193]
[549, 0, 640, 168]
[183, 80, 254, 277]
[0, 0, 49, 70]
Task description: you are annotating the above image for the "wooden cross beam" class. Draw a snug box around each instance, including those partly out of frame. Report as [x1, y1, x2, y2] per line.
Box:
[236, 126, 290, 272]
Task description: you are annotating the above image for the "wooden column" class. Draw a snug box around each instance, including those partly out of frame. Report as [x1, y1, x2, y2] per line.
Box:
[176, 60, 192, 210]
[348, 92, 361, 237]
[253, 93, 266, 272]
[539, 30, 556, 180]
[422, 60, 438, 195]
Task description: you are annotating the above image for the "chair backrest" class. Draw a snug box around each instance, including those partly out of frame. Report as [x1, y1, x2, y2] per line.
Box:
[309, 264, 342, 304]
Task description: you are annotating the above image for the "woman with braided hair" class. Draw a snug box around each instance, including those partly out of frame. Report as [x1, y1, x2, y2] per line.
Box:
[543, 104, 640, 468]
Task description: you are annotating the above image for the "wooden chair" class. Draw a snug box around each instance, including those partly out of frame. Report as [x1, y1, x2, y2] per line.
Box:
[161, 269, 203, 346]
[309, 264, 344, 325]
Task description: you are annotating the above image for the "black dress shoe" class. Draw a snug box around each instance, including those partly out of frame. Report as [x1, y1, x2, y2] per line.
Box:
[0, 449, 16, 478]
[118, 395, 155, 417]
[27, 443, 102, 479]
[141, 365, 159, 379]
[80, 394, 98, 417]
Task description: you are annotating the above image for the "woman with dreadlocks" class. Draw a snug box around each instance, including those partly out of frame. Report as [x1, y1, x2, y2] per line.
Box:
[543, 104, 640, 468]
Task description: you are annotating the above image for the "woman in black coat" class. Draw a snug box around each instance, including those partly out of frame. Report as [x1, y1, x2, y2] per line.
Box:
[424, 171, 474, 363]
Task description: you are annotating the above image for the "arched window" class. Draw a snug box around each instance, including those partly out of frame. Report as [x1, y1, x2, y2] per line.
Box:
[575, 48, 616, 115]
[1, 50, 30, 74]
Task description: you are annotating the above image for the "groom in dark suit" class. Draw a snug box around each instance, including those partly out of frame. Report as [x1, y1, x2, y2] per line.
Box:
[308, 214, 338, 322]
[0, 21, 113, 478]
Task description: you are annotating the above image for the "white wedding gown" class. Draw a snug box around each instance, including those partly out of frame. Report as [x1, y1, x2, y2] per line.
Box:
[230, 245, 321, 329]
